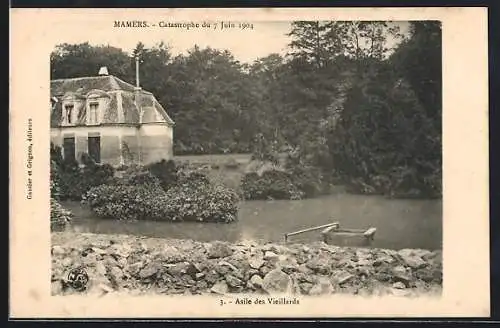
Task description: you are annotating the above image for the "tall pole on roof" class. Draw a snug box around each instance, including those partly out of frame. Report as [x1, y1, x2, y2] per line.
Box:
[135, 55, 140, 88]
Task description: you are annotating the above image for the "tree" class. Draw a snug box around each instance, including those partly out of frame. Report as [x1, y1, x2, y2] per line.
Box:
[163, 46, 260, 154]
[287, 21, 332, 68]
[325, 21, 403, 60]
[390, 21, 442, 125]
[282, 20, 441, 197]
[49, 21, 442, 198]
[328, 22, 442, 197]
[50, 42, 133, 80]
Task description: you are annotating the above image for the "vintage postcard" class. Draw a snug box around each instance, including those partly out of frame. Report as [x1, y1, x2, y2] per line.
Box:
[10, 7, 489, 318]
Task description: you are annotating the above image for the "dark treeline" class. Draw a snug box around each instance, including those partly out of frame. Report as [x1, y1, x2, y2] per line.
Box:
[51, 21, 442, 198]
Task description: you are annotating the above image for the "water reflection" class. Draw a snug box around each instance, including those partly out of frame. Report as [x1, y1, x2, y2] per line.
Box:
[62, 193, 442, 250]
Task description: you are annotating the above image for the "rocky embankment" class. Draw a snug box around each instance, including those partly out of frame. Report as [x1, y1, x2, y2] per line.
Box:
[51, 233, 442, 297]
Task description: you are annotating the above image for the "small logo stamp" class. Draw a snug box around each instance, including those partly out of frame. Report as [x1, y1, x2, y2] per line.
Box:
[66, 266, 89, 291]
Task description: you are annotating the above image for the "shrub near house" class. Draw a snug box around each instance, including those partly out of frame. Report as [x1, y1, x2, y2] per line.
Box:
[51, 144, 116, 201]
[84, 162, 240, 223]
[145, 159, 179, 190]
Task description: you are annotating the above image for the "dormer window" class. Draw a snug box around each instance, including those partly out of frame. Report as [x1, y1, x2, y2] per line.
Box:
[64, 104, 74, 125]
[89, 102, 99, 125]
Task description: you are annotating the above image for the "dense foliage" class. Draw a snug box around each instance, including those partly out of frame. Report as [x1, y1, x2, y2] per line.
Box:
[117, 165, 163, 188]
[164, 183, 239, 223]
[327, 22, 442, 198]
[50, 144, 116, 200]
[329, 66, 441, 197]
[241, 170, 303, 201]
[50, 149, 73, 230]
[84, 184, 166, 221]
[84, 167, 240, 223]
[240, 164, 329, 201]
[144, 159, 179, 190]
[51, 21, 442, 199]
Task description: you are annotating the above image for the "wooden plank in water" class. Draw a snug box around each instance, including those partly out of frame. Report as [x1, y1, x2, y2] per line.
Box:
[284, 222, 339, 242]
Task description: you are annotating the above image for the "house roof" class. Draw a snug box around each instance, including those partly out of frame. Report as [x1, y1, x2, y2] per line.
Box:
[50, 75, 174, 127]
[50, 75, 137, 96]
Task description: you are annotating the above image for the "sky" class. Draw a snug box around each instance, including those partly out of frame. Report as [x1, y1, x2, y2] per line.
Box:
[52, 21, 409, 64]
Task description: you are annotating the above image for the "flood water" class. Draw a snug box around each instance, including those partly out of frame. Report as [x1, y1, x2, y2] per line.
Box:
[61, 193, 442, 250]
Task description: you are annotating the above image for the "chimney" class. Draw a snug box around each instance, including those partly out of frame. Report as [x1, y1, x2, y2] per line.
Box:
[98, 66, 109, 76]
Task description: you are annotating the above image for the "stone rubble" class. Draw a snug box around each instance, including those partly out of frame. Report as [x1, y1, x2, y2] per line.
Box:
[51, 232, 443, 297]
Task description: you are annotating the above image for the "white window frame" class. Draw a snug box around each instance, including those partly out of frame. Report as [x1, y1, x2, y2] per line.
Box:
[61, 94, 78, 126]
[88, 101, 99, 125]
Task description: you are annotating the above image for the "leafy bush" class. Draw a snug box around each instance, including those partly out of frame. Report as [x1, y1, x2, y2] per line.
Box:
[241, 170, 303, 200]
[84, 184, 167, 221]
[145, 159, 179, 190]
[240, 172, 262, 199]
[57, 169, 88, 201]
[50, 145, 116, 200]
[50, 197, 72, 231]
[56, 166, 116, 200]
[164, 183, 240, 223]
[118, 165, 162, 188]
[176, 166, 211, 188]
[84, 181, 239, 223]
[81, 156, 116, 187]
[289, 165, 326, 198]
[85, 161, 237, 222]
[262, 170, 303, 200]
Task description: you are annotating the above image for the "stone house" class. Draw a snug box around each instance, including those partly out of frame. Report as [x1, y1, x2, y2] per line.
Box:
[50, 66, 174, 166]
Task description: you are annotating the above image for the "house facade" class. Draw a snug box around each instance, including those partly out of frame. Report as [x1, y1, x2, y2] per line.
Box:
[50, 67, 174, 166]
